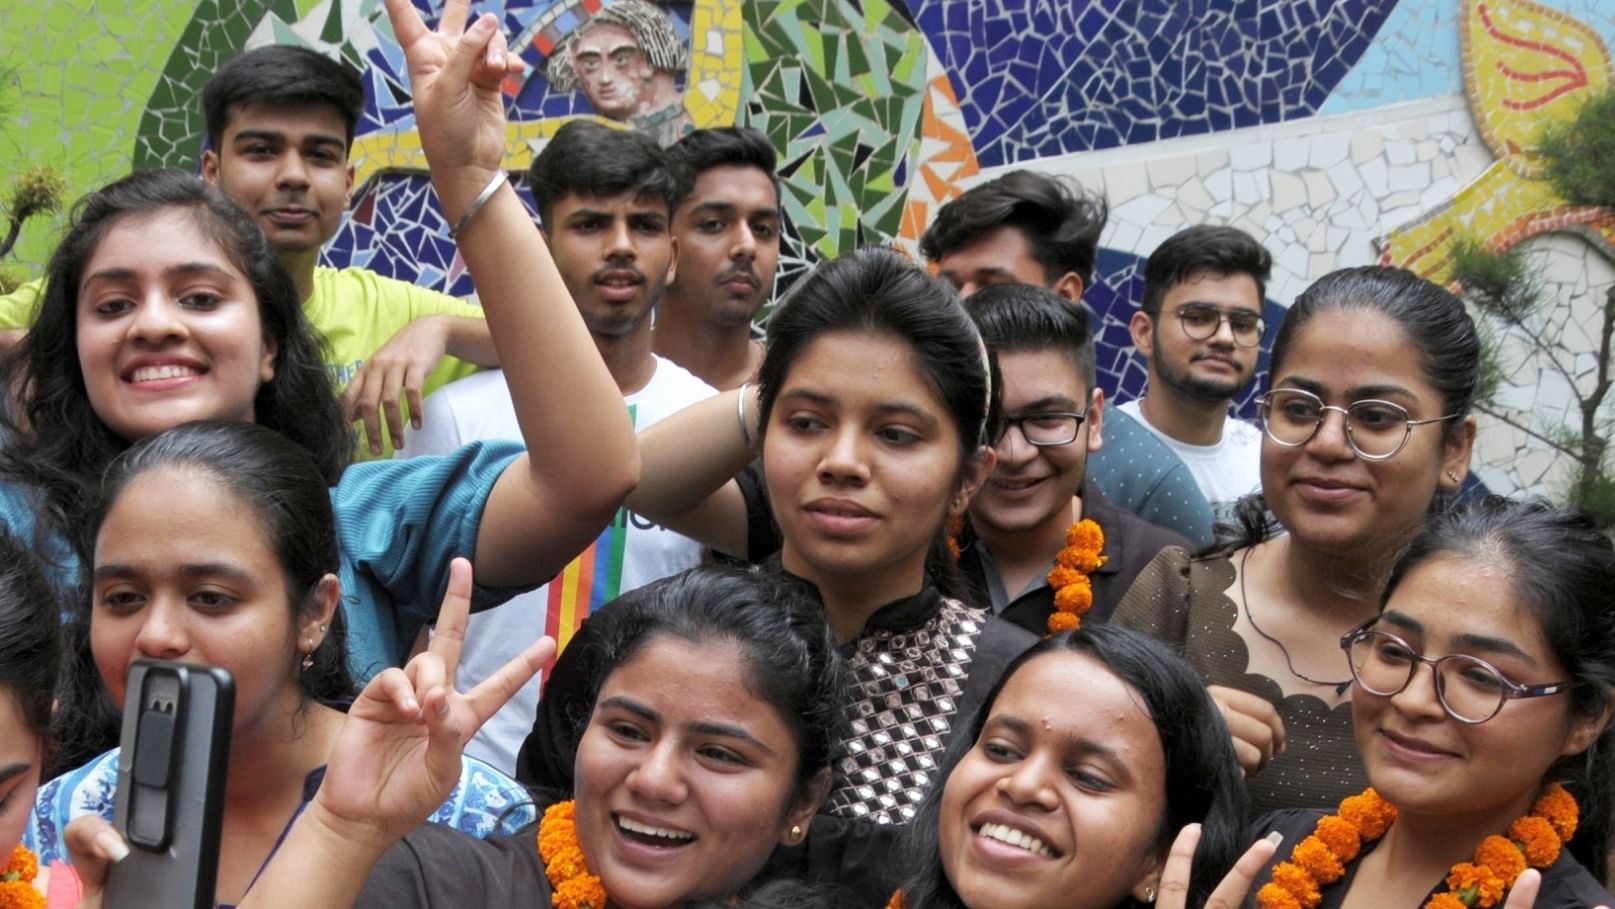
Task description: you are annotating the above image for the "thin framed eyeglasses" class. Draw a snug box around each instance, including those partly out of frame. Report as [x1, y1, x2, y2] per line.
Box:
[1339, 624, 1571, 724]
[996, 412, 1087, 447]
[1174, 303, 1265, 348]
[1257, 388, 1460, 460]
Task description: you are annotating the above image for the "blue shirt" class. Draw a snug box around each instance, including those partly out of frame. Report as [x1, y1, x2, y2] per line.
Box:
[1087, 404, 1216, 550]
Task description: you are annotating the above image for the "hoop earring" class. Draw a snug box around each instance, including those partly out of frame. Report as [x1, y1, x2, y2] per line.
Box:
[1144, 886, 1157, 904]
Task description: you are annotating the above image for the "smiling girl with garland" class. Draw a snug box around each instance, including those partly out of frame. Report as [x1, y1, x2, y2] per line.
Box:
[1249, 498, 1615, 909]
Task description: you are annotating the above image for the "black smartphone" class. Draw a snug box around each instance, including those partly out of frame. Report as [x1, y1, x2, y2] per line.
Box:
[105, 660, 233, 909]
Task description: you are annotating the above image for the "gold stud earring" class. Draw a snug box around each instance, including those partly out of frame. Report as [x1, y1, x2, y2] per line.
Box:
[1446, 470, 1461, 484]
[789, 824, 804, 844]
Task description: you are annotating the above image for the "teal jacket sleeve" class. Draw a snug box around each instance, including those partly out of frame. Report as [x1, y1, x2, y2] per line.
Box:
[331, 440, 531, 681]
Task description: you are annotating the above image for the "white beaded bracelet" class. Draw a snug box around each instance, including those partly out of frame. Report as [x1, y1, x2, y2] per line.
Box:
[448, 170, 509, 239]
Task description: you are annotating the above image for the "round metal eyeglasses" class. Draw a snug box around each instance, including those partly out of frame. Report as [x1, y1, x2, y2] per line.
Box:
[1174, 304, 1265, 348]
[1340, 625, 1571, 724]
[996, 412, 1087, 447]
[1257, 388, 1460, 460]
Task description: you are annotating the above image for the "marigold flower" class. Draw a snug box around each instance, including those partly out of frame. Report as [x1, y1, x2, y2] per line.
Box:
[1066, 519, 1105, 550]
[1447, 863, 1505, 907]
[1053, 584, 1093, 612]
[1292, 837, 1345, 884]
[1508, 816, 1561, 866]
[1339, 788, 1397, 839]
[1047, 611, 1082, 633]
[1533, 783, 1578, 842]
[1047, 565, 1085, 589]
[1257, 881, 1307, 909]
[554, 874, 607, 909]
[1313, 815, 1362, 862]
[0, 846, 35, 882]
[1474, 835, 1527, 883]
[1424, 893, 1469, 909]
[0, 881, 42, 909]
[1271, 863, 1321, 905]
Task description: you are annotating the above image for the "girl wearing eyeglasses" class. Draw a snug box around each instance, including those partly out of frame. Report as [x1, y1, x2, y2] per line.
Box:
[1114, 266, 1479, 816]
[1250, 497, 1614, 909]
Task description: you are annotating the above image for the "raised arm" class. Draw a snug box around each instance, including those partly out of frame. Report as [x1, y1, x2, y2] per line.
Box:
[392, 0, 638, 588]
[623, 385, 759, 558]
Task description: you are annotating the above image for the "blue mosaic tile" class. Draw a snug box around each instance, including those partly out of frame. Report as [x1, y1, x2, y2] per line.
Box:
[900, 0, 1397, 167]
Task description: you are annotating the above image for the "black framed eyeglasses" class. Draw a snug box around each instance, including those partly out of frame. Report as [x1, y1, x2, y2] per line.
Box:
[996, 412, 1087, 447]
[1174, 303, 1265, 348]
[1257, 388, 1459, 460]
[1340, 624, 1571, 724]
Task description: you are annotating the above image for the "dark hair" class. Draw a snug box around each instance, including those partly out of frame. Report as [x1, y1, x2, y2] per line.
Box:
[1218, 265, 1480, 552]
[667, 127, 780, 209]
[1379, 496, 1615, 882]
[756, 248, 1000, 597]
[582, 564, 848, 794]
[969, 282, 1097, 392]
[0, 529, 63, 768]
[0, 169, 352, 567]
[919, 171, 1108, 290]
[99, 421, 353, 698]
[203, 44, 365, 148]
[1139, 225, 1272, 318]
[528, 120, 680, 230]
[901, 624, 1248, 909]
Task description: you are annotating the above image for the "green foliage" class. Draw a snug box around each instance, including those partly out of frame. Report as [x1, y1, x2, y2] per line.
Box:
[1470, 318, 1507, 411]
[1538, 87, 1615, 209]
[1450, 235, 1541, 323]
[5, 165, 66, 224]
[1562, 463, 1615, 529]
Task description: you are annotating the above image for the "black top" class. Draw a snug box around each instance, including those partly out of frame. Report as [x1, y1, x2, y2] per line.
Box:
[1251, 809, 1615, 909]
[958, 481, 1191, 635]
[355, 823, 550, 908]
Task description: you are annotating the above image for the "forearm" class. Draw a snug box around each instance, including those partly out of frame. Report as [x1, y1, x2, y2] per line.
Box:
[438, 314, 499, 367]
[627, 386, 756, 520]
[437, 168, 637, 584]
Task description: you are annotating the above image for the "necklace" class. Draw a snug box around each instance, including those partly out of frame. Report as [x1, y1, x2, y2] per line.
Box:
[1046, 518, 1107, 635]
[536, 801, 606, 909]
[1238, 547, 1351, 688]
[1257, 783, 1578, 909]
[0, 843, 45, 909]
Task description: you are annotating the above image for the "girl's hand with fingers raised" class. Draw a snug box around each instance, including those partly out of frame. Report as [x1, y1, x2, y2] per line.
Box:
[1156, 824, 1282, 909]
[381, 0, 523, 187]
[307, 557, 555, 848]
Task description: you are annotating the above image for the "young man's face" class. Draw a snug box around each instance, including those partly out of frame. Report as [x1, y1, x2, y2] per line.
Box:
[1132, 271, 1263, 403]
[935, 225, 1047, 298]
[572, 22, 654, 120]
[546, 192, 677, 340]
[200, 101, 353, 257]
[668, 163, 780, 329]
[970, 347, 1103, 538]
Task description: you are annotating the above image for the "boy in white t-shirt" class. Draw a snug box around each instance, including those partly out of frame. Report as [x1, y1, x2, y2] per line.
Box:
[400, 121, 714, 771]
[1122, 225, 1273, 516]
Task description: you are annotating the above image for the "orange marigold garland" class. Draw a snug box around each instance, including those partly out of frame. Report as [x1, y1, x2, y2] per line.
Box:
[537, 801, 606, 909]
[1256, 783, 1579, 909]
[0, 844, 43, 909]
[1045, 518, 1106, 636]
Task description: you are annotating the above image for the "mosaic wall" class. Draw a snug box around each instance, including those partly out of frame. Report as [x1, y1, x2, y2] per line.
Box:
[4, 0, 1615, 500]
